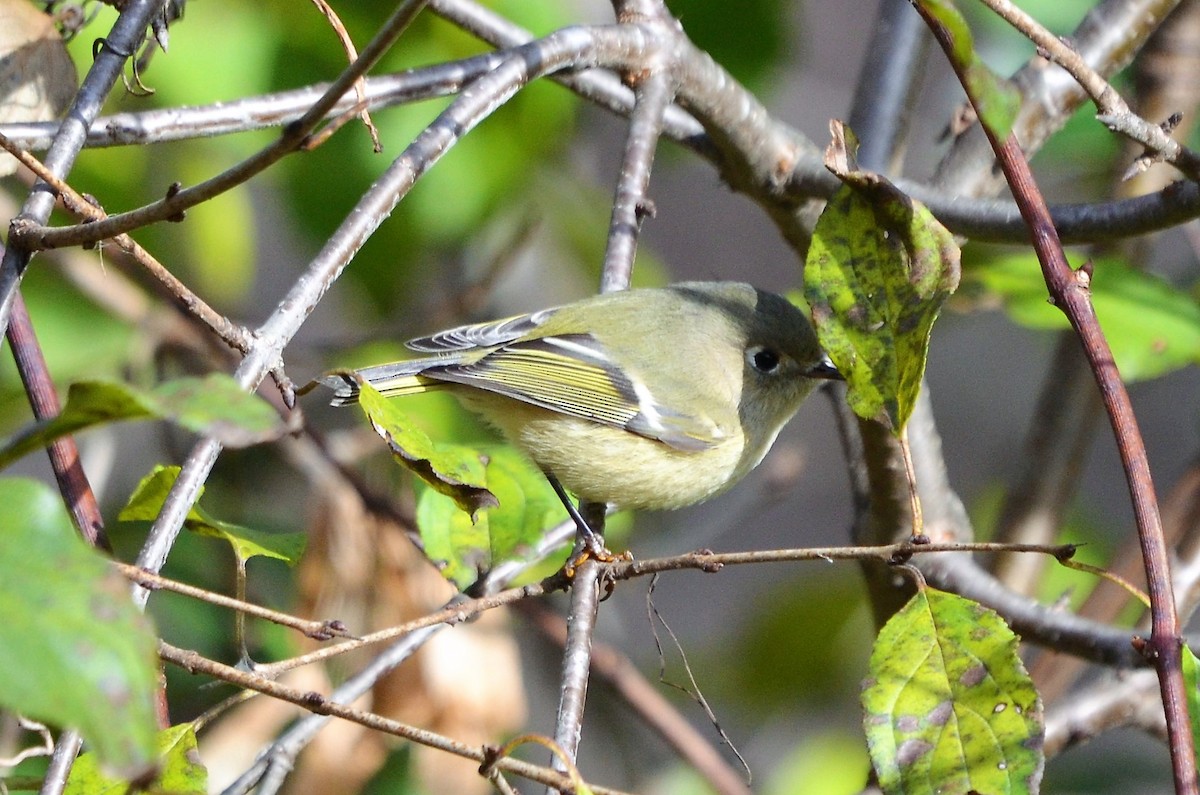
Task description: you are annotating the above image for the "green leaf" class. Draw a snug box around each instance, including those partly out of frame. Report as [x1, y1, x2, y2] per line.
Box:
[0, 478, 159, 781]
[418, 446, 566, 591]
[66, 724, 207, 795]
[120, 466, 307, 566]
[862, 587, 1044, 795]
[964, 252, 1200, 382]
[356, 381, 499, 520]
[188, 519, 308, 567]
[1183, 645, 1200, 763]
[119, 465, 206, 524]
[0, 375, 287, 469]
[915, 0, 1020, 138]
[805, 122, 961, 432]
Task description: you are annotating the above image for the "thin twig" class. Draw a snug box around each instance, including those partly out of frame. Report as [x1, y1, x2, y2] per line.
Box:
[600, 68, 676, 291]
[0, 132, 252, 353]
[36, 731, 82, 795]
[306, 0, 380, 151]
[996, 132, 1194, 794]
[158, 641, 630, 795]
[518, 599, 751, 795]
[115, 561, 353, 641]
[978, 0, 1200, 180]
[0, 0, 172, 341]
[549, 558, 602, 793]
[13, 0, 432, 252]
[546, 17, 678, 789]
[193, 539, 1146, 678]
[252, 578, 557, 678]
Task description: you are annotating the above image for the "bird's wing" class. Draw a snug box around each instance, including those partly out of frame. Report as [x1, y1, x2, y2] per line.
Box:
[424, 333, 722, 451]
[404, 309, 556, 352]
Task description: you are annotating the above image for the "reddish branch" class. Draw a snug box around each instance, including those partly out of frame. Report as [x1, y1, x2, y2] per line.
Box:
[5, 290, 107, 549]
[991, 132, 1195, 793]
[913, 5, 1197, 791]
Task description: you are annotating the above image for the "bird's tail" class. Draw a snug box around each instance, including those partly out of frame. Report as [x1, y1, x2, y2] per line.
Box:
[318, 360, 446, 406]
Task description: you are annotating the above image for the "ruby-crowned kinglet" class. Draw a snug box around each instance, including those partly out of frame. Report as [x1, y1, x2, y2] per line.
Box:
[321, 281, 839, 514]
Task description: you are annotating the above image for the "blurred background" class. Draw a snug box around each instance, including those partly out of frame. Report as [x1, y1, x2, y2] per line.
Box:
[2, 0, 1198, 792]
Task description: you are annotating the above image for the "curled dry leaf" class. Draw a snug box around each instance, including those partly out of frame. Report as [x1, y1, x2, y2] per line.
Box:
[0, 0, 77, 176]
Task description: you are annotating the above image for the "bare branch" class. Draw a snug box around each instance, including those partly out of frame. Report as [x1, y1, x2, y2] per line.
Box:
[12, 0, 431, 252]
[0, 0, 175, 341]
[160, 642, 632, 795]
[1043, 669, 1166, 757]
[978, 0, 1200, 180]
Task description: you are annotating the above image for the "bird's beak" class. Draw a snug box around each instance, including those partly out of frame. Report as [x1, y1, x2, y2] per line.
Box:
[807, 356, 844, 381]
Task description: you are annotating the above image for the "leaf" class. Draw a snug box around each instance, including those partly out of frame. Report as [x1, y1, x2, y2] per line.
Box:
[1183, 645, 1200, 764]
[189, 519, 308, 566]
[805, 122, 961, 432]
[862, 587, 1044, 795]
[356, 381, 499, 520]
[120, 466, 307, 566]
[915, 0, 1020, 138]
[0, 478, 159, 781]
[418, 446, 566, 591]
[120, 465, 206, 524]
[0, 376, 288, 469]
[964, 251, 1200, 382]
[65, 724, 207, 795]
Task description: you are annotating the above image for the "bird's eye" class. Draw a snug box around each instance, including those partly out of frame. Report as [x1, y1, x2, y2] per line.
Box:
[747, 345, 781, 373]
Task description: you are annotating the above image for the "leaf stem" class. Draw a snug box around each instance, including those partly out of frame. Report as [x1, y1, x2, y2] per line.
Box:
[899, 428, 925, 537]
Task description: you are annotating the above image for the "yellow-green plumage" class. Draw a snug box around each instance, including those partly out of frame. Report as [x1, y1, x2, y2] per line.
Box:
[323, 281, 838, 511]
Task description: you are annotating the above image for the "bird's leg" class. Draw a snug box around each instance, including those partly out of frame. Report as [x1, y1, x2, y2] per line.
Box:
[544, 472, 615, 572]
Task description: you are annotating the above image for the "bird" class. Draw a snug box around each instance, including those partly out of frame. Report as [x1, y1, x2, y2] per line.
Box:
[319, 281, 840, 551]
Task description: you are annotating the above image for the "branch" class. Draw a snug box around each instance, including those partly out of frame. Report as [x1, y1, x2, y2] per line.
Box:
[978, 0, 1200, 180]
[995, 130, 1194, 795]
[115, 562, 352, 641]
[0, 54, 515, 152]
[549, 16, 678, 786]
[0, 133, 252, 353]
[1043, 669, 1166, 757]
[159, 642, 631, 795]
[518, 599, 751, 795]
[11, 0, 431, 252]
[913, 2, 1196, 789]
[0, 0, 173, 342]
[5, 286, 107, 549]
[0, 5, 1194, 245]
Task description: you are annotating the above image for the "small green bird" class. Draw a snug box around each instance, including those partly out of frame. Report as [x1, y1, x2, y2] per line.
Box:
[322, 281, 839, 544]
